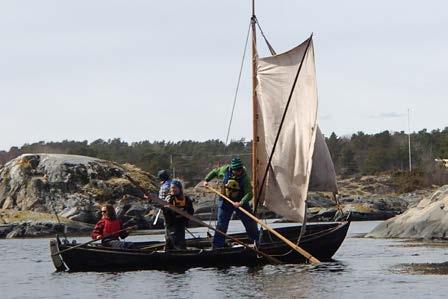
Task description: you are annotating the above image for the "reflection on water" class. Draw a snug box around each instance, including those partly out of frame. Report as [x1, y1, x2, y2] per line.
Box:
[1, 221, 448, 299]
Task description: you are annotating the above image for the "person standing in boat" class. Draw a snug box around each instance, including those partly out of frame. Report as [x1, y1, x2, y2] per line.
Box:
[203, 157, 259, 249]
[150, 169, 173, 226]
[162, 179, 194, 250]
[91, 204, 132, 249]
[157, 169, 172, 200]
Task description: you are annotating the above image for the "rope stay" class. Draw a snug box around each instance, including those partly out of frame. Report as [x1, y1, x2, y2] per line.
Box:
[224, 17, 276, 146]
[254, 17, 277, 56]
[224, 21, 252, 145]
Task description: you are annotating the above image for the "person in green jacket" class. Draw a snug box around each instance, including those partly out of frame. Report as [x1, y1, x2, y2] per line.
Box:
[203, 157, 259, 248]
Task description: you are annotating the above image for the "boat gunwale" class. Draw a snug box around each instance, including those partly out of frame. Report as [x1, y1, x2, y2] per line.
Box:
[56, 221, 349, 256]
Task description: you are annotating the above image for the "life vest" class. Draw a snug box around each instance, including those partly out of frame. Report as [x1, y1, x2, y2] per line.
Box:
[222, 167, 244, 202]
[103, 218, 121, 238]
[169, 195, 187, 208]
[225, 179, 243, 201]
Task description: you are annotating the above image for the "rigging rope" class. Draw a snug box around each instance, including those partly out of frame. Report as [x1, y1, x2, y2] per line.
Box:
[224, 21, 251, 145]
[254, 17, 277, 56]
[206, 190, 218, 237]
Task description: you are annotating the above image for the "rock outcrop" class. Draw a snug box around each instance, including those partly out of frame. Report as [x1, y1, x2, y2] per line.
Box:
[188, 176, 435, 223]
[0, 154, 160, 237]
[366, 185, 448, 239]
[304, 175, 436, 222]
[306, 194, 411, 222]
[0, 209, 92, 238]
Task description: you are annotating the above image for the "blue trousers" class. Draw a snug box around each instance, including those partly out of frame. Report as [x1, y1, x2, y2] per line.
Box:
[213, 199, 259, 248]
[102, 239, 134, 249]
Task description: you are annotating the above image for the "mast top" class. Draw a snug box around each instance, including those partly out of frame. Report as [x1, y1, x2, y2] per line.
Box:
[252, 0, 255, 17]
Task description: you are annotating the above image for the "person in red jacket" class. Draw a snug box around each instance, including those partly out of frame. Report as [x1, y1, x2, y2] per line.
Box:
[91, 204, 132, 248]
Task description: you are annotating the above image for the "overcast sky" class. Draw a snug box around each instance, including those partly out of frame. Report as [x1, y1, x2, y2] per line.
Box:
[1, 0, 447, 151]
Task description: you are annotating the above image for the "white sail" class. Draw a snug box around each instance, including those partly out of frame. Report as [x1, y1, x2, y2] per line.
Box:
[256, 37, 333, 222]
[309, 126, 338, 193]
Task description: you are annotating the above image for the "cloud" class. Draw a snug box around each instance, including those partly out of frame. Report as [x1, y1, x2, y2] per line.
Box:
[369, 112, 405, 119]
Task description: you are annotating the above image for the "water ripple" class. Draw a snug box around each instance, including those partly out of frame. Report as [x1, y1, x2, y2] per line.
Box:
[2, 223, 448, 299]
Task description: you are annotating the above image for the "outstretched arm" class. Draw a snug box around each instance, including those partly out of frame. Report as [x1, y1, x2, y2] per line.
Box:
[91, 219, 105, 240]
[204, 168, 219, 182]
[204, 165, 228, 182]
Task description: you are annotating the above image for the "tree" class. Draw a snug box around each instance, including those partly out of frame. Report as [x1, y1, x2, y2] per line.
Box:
[340, 147, 358, 175]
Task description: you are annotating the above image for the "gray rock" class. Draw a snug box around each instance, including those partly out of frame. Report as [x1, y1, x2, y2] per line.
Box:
[367, 185, 448, 239]
[2, 220, 92, 238]
[0, 154, 158, 228]
[124, 203, 149, 217]
[0, 225, 13, 238]
[69, 211, 95, 223]
[60, 207, 79, 218]
[307, 197, 335, 208]
[306, 195, 405, 222]
[6, 225, 25, 238]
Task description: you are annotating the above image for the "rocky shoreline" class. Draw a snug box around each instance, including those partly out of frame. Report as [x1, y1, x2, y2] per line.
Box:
[0, 210, 92, 238]
[301, 176, 435, 222]
[367, 185, 448, 239]
[0, 153, 442, 239]
[0, 154, 163, 238]
[187, 176, 436, 223]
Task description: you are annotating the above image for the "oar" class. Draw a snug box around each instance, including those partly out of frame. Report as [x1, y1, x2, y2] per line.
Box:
[147, 198, 198, 239]
[125, 174, 282, 265]
[152, 201, 281, 264]
[141, 243, 165, 250]
[51, 225, 138, 256]
[153, 209, 161, 225]
[185, 227, 200, 239]
[205, 186, 321, 264]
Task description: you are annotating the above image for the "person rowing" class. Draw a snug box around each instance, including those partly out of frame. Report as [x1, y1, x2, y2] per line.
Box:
[162, 179, 194, 250]
[203, 157, 259, 249]
[91, 204, 133, 249]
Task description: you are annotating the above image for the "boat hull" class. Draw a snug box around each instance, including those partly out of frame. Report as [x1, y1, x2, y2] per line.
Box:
[50, 221, 350, 272]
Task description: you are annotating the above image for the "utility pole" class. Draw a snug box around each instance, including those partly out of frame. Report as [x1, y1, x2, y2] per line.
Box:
[407, 108, 412, 172]
[170, 154, 176, 178]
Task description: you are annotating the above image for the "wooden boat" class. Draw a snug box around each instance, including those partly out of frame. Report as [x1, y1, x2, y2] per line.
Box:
[50, 1, 351, 272]
[50, 221, 349, 272]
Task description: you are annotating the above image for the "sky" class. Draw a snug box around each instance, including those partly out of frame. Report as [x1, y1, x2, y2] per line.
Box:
[0, 0, 447, 151]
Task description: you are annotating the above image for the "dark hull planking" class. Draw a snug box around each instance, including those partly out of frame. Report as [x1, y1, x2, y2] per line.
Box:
[50, 222, 350, 272]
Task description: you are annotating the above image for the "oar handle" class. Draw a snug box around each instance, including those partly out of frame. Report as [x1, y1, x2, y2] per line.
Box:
[206, 185, 321, 264]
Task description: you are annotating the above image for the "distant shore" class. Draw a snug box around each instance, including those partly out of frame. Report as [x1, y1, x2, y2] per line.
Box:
[1, 175, 438, 239]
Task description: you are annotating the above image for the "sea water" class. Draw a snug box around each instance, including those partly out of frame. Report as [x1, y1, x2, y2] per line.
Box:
[1, 221, 447, 299]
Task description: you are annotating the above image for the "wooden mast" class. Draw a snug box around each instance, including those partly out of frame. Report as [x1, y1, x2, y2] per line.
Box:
[251, 0, 259, 210]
